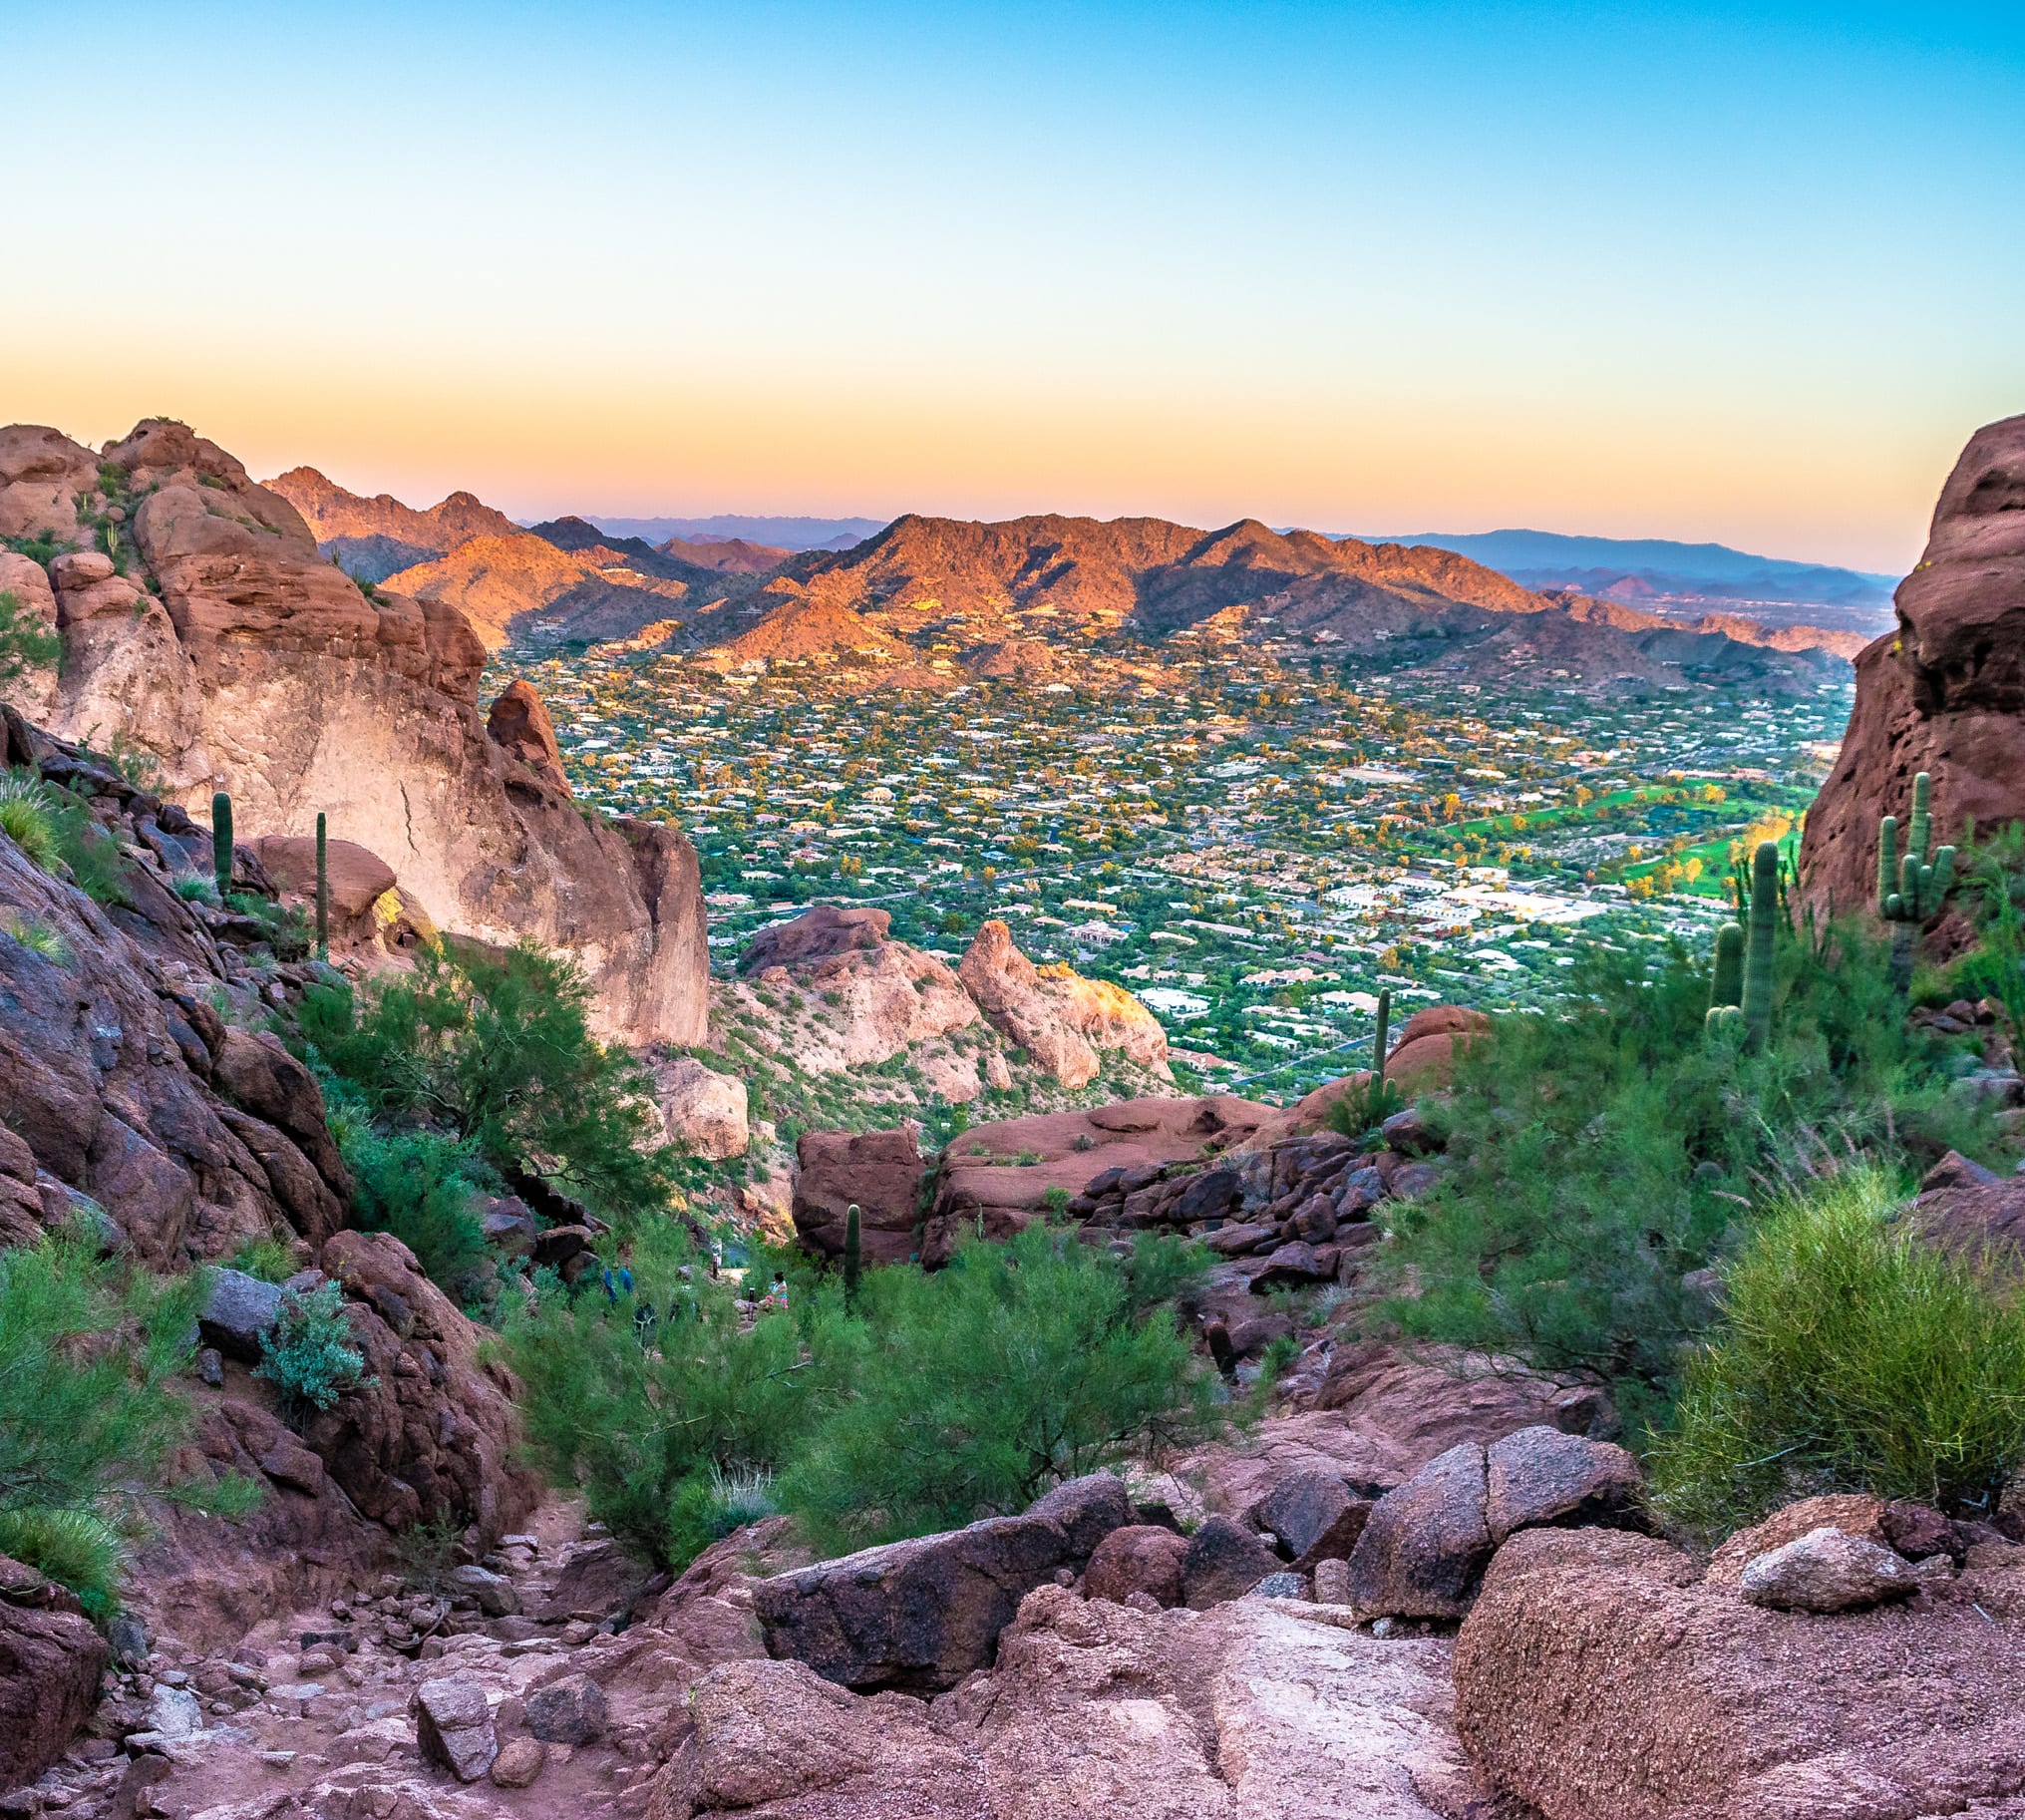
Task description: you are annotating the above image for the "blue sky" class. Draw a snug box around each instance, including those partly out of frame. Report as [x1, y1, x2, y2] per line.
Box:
[2, 1, 2019, 570]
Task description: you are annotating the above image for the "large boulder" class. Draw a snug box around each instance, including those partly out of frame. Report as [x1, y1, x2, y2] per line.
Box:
[752, 1473, 1129, 1690]
[1346, 1443, 1494, 1621]
[1181, 1516, 1283, 1610]
[0, 1559, 108, 1789]
[1484, 1425, 1645, 1544]
[1454, 1518, 2025, 1820]
[957, 918, 1171, 1087]
[1252, 1469, 1373, 1568]
[1083, 1525, 1188, 1609]
[1801, 415, 2025, 918]
[654, 1055, 750, 1161]
[1737, 1526, 1919, 1614]
[792, 1127, 925, 1264]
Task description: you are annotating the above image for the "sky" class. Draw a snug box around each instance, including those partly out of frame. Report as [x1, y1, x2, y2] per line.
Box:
[4, 1, 2021, 573]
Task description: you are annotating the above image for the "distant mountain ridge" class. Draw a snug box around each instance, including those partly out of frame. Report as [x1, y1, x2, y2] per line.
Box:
[267, 469, 1860, 691]
[582, 513, 883, 551]
[1368, 527, 1896, 632]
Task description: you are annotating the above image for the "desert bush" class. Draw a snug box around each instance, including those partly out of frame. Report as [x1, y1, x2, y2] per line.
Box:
[327, 1095, 490, 1299]
[1376, 928, 2009, 1435]
[256, 1281, 373, 1422]
[499, 1216, 861, 1569]
[301, 938, 673, 1218]
[0, 1234, 258, 1618]
[780, 1222, 1219, 1552]
[1651, 1167, 2025, 1532]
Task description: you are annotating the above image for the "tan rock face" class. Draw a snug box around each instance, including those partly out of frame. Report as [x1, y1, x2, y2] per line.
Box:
[1802, 414, 2025, 917]
[1455, 1520, 2025, 1820]
[958, 918, 1171, 1088]
[654, 1055, 750, 1161]
[0, 419, 709, 1045]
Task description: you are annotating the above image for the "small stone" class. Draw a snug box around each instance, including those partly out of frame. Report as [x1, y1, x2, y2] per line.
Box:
[1250, 1571, 1310, 1600]
[1738, 1526, 1917, 1614]
[259, 1752, 296, 1769]
[449, 1565, 519, 1618]
[195, 1348, 224, 1387]
[147, 1684, 201, 1739]
[525, 1673, 608, 1746]
[557, 1622, 597, 1647]
[490, 1737, 546, 1788]
[1313, 1559, 1352, 1606]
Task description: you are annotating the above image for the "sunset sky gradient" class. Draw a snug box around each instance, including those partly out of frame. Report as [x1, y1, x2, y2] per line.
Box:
[5, 1, 2021, 572]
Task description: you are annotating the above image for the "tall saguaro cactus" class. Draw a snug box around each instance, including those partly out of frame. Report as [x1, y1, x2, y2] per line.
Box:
[1878, 771, 1955, 992]
[315, 812, 330, 958]
[211, 791, 233, 897]
[1741, 841, 1780, 1053]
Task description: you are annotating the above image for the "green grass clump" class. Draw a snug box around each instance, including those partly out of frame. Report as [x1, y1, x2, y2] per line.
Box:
[0, 1233, 259, 1619]
[224, 1237, 298, 1283]
[1651, 1168, 2025, 1534]
[0, 907, 72, 965]
[0, 771, 62, 870]
[0, 587, 60, 687]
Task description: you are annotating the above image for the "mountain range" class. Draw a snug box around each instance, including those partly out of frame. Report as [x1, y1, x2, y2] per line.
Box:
[579, 513, 883, 551]
[1369, 528, 1896, 632]
[267, 471, 1868, 693]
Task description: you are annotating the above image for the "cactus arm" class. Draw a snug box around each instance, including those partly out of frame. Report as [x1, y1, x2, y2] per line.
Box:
[1877, 816, 1897, 916]
[1742, 841, 1779, 1052]
[1710, 921, 1744, 1009]
[1909, 772, 1931, 866]
[1932, 845, 1956, 902]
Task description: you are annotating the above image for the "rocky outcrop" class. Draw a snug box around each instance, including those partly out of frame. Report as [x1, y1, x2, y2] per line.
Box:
[1454, 1514, 2025, 1820]
[752, 1474, 1129, 1691]
[0, 721, 351, 1265]
[958, 918, 1172, 1087]
[738, 904, 893, 974]
[662, 1582, 1489, 1819]
[0, 1560, 108, 1789]
[1802, 415, 2025, 917]
[0, 420, 708, 1045]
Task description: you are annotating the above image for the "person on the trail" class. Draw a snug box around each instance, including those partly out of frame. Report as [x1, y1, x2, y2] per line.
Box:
[600, 1266, 635, 1305]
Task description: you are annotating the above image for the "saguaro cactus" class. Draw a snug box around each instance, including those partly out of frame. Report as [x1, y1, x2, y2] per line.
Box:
[1878, 771, 1955, 991]
[843, 1203, 862, 1307]
[315, 812, 330, 957]
[211, 791, 233, 896]
[1741, 841, 1780, 1053]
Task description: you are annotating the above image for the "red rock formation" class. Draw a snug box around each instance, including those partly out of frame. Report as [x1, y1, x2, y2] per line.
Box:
[1801, 415, 2025, 917]
[0, 1561, 107, 1789]
[0, 420, 708, 1045]
[958, 918, 1171, 1088]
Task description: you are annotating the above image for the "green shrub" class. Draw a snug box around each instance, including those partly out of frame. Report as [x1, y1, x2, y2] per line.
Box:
[0, 1234, 258, 1619]
[0, 588, 60, 688]
[1651, 1168, 2025, 1533]
[225, 1237, 298, 1283]
[171, 873, 218, 905]
[256, 1281, 373, 1421]
[301, 939, 674, 1219]
[330, 1100, 490, 1298]
[499, 1216, 862, 1570]
[1373, 928, 2009, 1435]
[780, 1222, 1219, 1553]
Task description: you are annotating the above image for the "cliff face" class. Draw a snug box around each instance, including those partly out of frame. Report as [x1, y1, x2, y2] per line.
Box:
[0, 419, 707, 1045]
[1800, 415, 2025, 917]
